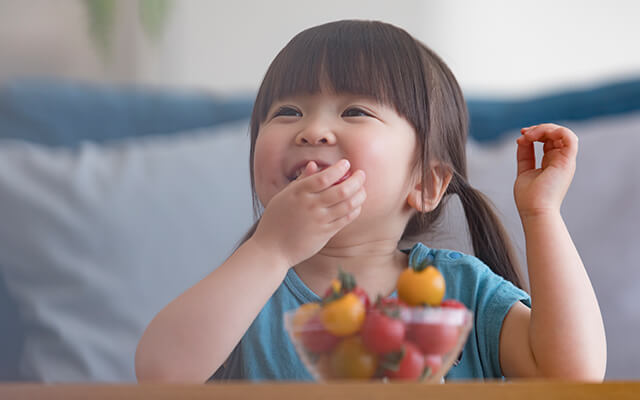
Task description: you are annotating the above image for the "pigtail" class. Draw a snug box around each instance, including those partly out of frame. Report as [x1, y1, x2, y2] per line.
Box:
[448, 172, 524, 289]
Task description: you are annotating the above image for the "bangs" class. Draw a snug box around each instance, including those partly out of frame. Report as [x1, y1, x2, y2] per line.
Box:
[252, 20, 428, 133]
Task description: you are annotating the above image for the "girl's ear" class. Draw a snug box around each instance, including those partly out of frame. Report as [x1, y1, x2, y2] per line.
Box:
[407, 163, 453, 213]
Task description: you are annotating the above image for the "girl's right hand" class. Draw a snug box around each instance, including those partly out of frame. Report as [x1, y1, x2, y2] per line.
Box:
[251, 159, 366, 268]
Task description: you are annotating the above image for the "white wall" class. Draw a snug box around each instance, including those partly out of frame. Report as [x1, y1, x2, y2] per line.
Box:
[0, 0, 106, 83]
[135, 0, 427, 93]
[417, 0, 640, 96]
[1, 0, 639, 96]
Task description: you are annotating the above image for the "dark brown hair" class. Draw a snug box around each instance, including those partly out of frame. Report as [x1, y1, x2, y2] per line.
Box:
[242, 20, 522, 288]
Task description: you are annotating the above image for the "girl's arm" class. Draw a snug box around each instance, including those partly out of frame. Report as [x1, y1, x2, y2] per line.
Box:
[135, 160, 366, 382]
[499, 124, 606, 380]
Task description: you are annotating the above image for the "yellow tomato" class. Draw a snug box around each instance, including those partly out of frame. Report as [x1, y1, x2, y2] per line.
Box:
[330, 336, 378, 380]
[292, 302, 321, 338]
[321, 292, 366, 336]
[396, 265, 445, 306]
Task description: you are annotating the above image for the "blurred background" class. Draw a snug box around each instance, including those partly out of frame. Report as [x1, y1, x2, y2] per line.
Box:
[1, 0, 640, 383]
[2, 0, 640, 96]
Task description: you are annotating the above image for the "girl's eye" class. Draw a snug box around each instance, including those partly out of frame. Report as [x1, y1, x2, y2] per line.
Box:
[273, 106, 302, 118]
[342, 107, 371, 117]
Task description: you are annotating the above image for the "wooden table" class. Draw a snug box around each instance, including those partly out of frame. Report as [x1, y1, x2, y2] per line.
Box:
[0, 381, 639, 400]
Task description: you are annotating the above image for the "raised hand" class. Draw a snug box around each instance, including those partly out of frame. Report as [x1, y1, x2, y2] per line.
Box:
[251, 159, 367, 267]
[514, 123, 578, 218]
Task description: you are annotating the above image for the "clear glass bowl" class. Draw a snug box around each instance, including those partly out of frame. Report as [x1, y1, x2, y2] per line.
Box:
[284, 304, 473, 382]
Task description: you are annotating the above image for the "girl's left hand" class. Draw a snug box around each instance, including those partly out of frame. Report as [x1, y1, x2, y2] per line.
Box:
[514, 123, 578, 218]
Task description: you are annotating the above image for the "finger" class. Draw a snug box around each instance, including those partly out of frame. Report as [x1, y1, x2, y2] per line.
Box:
[522, 124, 578, 159]
[516, 134, 536, 176]
[297, 161, 319, 180]
[543, 139, 554, 154]
[542, 138, 565, 153]
[522, 123, 570, 143]
[327, 206, 362, 231]
[303, 159, 351, 193]
[327, 187, 367, 224]
[520, 125, 537, 133]
[320, 170, 366, 207]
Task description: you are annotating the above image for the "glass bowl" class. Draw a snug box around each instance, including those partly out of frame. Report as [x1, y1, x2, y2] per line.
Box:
[284, 303, 473, 382]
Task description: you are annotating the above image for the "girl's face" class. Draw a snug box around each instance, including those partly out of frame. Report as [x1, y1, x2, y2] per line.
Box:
[253, 89, 419, 234]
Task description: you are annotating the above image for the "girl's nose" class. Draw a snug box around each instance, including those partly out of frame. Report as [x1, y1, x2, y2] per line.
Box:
[295, 127, 337, 146]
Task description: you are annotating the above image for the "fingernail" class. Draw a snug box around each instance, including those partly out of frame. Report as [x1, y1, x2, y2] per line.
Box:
[341, 159, 350, 169]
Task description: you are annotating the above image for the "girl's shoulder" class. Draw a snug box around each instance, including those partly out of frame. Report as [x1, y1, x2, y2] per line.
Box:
[405, 242, 491, 275]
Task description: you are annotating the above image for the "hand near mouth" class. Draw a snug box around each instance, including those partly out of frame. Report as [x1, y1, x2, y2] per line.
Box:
[294, 160, 353, 185]
[252, 159, 366, 268]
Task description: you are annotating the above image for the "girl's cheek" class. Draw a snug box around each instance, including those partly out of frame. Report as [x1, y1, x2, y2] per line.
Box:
[253, 138, 282, 205]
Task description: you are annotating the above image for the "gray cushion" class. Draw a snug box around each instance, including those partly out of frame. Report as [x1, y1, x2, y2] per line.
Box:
[0, 120, 253, 381]
[429, 112, 640, 379]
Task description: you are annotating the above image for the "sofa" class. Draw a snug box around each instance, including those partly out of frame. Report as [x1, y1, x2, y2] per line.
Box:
[1, 78, 639, 382]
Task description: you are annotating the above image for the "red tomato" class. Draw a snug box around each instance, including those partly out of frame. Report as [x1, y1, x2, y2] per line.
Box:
[377, 297, 406, 308]
[406, 321, 459, 355]
[441, 299, 466, 309]
[300, 314, 340, 354]
[352, 287, 371, 310]
[361, 308, 405, 354]
[423, 354, 442, 378]
[384, 342, 425, 380]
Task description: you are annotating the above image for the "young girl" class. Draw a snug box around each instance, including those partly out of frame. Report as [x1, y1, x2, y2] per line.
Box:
[135, 20, 606, 382]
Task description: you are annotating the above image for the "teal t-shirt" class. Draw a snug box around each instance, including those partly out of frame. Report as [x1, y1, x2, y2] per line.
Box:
[211, 243, 531, 381]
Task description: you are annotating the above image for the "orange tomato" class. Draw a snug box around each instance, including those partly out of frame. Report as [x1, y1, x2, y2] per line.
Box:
[321, 292, 366, 336]
[329, 336, 378, 379]
[396, 265, 445, 306]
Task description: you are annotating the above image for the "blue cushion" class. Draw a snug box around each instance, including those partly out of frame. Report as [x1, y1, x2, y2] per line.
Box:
[6, 78, 639, 145]
[0, 79, 254, 146]
[467, 78, 640, 142]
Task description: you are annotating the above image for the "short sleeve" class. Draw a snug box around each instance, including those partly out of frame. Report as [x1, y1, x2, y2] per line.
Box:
[474, 274, 531, 377]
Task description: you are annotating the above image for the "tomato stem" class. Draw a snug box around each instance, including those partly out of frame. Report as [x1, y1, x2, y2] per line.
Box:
[379, 348, 405, 372]
[338, 268, 356, 292]
[412, 259, 431, 272]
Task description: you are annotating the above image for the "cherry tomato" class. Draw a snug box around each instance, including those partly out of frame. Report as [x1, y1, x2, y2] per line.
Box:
[330, 336, 378, 379]
[423, 354, 442, 378]
[323, 281, 370, 310]
[406, 321, 459, 355]
[396, 265, 445, 306]
[299, 314, 340, 354]
[351, 287, 371, 310]
[361, 309, 405, 355]
[384, 342, 425, 380]
[321, 292, 366, 337]
[441, 299, 466, 309]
